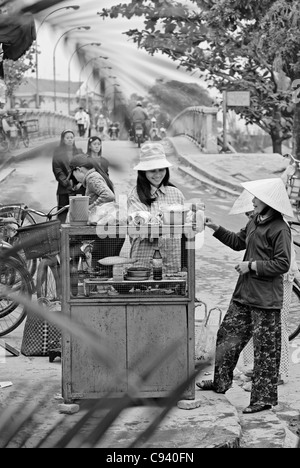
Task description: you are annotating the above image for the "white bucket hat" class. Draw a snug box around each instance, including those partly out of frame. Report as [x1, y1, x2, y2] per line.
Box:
[134, 143, 172, 171]
[229, 190, 254, 215]
[241, 178, 294, 218]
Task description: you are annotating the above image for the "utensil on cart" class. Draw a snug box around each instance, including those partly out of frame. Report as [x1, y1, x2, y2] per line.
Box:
[98, 256, 138, 281]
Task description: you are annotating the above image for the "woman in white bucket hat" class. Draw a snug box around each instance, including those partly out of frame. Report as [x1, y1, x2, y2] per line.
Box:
[128, 142, 185, 273]
[197, 178, 292, 414]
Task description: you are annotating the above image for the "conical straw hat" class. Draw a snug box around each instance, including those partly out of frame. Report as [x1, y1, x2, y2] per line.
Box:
[229, 190, 254, 215]
[241, 178, 294, 218]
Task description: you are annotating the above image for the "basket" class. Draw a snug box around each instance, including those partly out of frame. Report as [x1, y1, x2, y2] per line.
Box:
[18, 220, 61, 260]
[24, 119, 39, 133]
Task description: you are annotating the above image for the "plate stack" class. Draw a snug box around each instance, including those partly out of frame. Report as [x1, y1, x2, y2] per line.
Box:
[125, 267, 151, 281]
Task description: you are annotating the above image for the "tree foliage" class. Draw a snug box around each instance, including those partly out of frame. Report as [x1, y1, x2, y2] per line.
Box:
[3, 47, 35, 102]
[100, 0, 300, 153]
[127, 79, 213, 129]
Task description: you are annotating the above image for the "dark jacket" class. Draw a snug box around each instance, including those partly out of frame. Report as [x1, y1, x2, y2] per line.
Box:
[52, 146, 85, 196]
[214, 213, 291, 309]
[88, 155, 109, 177]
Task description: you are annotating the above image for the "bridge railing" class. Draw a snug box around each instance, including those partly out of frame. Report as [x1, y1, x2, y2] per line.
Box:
[169, 106, 218, 153]
[16, 109, 77, 140]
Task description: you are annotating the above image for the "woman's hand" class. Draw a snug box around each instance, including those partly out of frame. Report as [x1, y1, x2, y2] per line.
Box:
[235, 261, 251, 275]
[205, 217, 220, 231]
[73, 183, 82, 191]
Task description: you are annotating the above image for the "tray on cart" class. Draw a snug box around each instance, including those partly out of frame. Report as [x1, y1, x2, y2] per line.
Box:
[83, 277, 187, 297]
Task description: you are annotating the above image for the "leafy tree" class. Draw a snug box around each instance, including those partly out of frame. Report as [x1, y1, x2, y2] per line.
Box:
[100, 0, 300, 155]
[148, 79, 213, 123]
[3, 47, 35, 107]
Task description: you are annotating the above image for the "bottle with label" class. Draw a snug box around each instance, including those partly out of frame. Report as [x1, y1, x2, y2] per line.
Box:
[152, 248, 163, 280]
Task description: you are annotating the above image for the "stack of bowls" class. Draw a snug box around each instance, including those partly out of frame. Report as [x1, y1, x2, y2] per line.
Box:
[126, 267, 151, 281]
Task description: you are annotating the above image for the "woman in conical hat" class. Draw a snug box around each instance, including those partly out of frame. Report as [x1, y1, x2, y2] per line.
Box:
[196, 178, 292, 414]
[229, 181, 298, 386]
[229, 190, 254, 216]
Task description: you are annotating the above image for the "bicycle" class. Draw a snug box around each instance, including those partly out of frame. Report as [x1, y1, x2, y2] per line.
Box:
[0, 203, 38, 277]
[282, 153, 300, 221]
[0, 128, 9, 153]
[0, 218, 33, 337]
[289, 220, 300, 341]
[16, 120, 29, 148]
[14, 205, 94, 302]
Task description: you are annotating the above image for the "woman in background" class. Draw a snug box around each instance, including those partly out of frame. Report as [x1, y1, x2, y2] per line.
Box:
[86, 136, 115, 193]
[70, 154, 125, 275]
[52, 130, 84, 223]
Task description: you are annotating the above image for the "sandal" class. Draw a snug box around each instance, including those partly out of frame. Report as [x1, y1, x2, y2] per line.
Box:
[242, 404, 272, 414]
[196, 380, 215, 391]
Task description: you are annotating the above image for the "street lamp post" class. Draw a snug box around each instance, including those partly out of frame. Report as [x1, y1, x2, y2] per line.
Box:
[93, 67, 113, 95]
[53, 26, 90, 112]
[78, 55, 108, 100]
[104, 84, 121, 121]
[35, 5, 80, 109]
[68, 42, 101, 115]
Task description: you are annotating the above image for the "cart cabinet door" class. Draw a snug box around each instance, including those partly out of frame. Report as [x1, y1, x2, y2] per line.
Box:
[127, 304, 189, 394]
[69, 305, 127, 394]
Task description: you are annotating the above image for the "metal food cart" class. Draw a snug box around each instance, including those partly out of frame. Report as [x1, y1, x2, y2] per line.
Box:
[61, 224, 197, 402]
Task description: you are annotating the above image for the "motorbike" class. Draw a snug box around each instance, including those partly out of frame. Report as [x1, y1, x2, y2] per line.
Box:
[134, 121, 145, 148]
[108, 122, 119, 140]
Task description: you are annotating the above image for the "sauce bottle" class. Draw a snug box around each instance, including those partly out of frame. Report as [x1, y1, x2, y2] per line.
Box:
[153, 248, 163, 280]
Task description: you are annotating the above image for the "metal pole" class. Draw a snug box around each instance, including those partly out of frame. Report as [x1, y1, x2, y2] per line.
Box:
[223, 90, 228, 151]
[36, 5, 80, 110]
[53, 48, 57, 112]
[68, 60, 71, 115]
[68, 43, 101, 116]
[53, 26, 90, 113]
[35, 44, 39, 108]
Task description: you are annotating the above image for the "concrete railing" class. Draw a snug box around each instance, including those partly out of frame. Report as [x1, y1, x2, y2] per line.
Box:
[16, 109, 77, 140]
[169, 106, 218, 153]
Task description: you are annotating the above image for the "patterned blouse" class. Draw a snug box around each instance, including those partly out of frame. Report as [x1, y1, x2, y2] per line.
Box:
[127, 184, 185, 273]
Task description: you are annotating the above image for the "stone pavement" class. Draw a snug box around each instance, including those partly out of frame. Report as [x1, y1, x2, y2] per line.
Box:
[0, 136, 299, 449]
[0, 137, 59, 184]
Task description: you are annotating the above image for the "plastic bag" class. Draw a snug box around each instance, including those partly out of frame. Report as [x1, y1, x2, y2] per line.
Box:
[195, 308, 222, 364]
[88, 202, 127, 226]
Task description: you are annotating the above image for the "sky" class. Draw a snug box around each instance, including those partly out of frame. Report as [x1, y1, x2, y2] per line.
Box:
[30, 0, 218, 100]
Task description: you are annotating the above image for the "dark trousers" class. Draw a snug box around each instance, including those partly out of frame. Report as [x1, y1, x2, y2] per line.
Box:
[213, 301, 281, 406]
[57, 194, 69, 224]
[78, 124, 85, 137]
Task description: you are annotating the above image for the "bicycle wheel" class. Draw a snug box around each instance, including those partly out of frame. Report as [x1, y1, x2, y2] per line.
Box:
[288, 278, 300, 341]
[0, 256, 32, 337]
[22, 129, 29, 148]
[0, 205, 37, 277]
[0, 137, 9, 153]
[36, 257, 61, 301]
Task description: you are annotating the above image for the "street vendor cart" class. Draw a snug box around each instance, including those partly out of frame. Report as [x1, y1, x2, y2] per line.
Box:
[61, 223, 198, 402]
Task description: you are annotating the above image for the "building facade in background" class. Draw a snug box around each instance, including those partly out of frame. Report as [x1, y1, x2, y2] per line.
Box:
[13, 78, 102, 115]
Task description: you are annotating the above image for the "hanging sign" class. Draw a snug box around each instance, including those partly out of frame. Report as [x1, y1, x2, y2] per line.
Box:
[227, 91, 250, 107]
